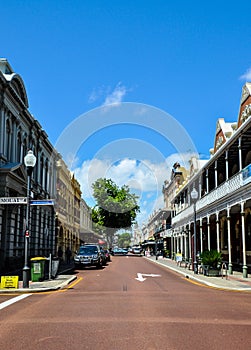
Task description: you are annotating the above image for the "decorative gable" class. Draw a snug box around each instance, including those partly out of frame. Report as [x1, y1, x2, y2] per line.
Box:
[0, 163, 27, 196]
[0, 59, 29, 108]
[213, 118, 234, 154]
[214, 119, 227, 153]
[12, 164, 27, 182]
[0, 162, 26, 181]
[238, 82, 251, 128]
[241, 83, 251, 104]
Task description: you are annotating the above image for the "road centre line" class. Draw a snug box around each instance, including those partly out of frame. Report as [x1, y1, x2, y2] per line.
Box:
[0, 293, 32, 310]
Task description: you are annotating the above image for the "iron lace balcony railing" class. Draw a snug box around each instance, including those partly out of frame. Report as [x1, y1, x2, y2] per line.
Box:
[172, 171, 243, 225]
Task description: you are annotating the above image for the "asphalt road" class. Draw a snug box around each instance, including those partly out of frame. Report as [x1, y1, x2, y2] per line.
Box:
[0, 255, 251, 350]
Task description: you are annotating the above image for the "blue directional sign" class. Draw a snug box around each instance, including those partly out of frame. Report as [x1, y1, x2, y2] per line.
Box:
[30, 199, 54, 206]
[242, 164, 251, 185]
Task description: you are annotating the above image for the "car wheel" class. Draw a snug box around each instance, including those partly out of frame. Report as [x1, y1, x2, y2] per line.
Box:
[96, 260, 102, 269]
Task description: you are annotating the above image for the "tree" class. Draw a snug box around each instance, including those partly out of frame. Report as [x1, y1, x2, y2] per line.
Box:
[118, 232, 132, 248]
[91, 178, 140, 247]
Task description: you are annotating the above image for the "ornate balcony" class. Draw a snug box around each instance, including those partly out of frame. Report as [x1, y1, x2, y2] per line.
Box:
[172, 171, 243, 225]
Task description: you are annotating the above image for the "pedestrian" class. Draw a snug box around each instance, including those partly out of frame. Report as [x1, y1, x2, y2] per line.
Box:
[58, 246, 63, 261]
[66, 247, 72, 264]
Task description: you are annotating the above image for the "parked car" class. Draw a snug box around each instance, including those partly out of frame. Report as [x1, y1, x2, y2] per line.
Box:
[100, 247, 108, 265]
[103, 249, 111, 262]
[74, 244, 103, 269]
[132, 246, 142, 254]
[111, 248, 128, 255]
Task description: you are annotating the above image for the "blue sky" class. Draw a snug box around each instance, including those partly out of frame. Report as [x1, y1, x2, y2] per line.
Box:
[2, 0, 251, 225]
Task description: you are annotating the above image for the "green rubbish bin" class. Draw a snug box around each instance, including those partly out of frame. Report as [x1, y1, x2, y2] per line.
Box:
[30, 257, 47, 282]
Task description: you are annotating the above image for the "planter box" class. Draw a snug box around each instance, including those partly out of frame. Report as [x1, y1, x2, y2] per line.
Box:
[205, 268, 220, 277]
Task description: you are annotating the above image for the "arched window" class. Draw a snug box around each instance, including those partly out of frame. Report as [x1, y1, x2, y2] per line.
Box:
[17, 131, 22, 163]
[245, 213, 251, 251]
[223, 219, 228, 249]
[231, 163, 239, 177]
[245, 151, 251, 167]
[45, 159, 49, 192]
[40, 155, 44, 187]
[6, 118, 11, 160]
[22, 138, 28, 164]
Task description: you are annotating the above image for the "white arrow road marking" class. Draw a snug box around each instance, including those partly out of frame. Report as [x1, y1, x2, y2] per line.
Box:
[0, 294, 32, 310]
[135, 273, 161, 282]
[135, 273, 146, 282]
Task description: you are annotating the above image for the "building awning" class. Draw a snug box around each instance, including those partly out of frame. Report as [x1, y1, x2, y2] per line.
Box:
[98, 239, 106, 245]
[80, 230, 102, 243]
[142, 240, 156, 246]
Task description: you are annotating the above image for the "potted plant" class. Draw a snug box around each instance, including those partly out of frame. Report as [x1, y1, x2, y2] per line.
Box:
[200, 249, 222, 276]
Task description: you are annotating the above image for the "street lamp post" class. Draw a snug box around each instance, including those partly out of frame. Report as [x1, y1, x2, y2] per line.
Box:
[191, 187, 198, 274]
[23, 150, 36, 288]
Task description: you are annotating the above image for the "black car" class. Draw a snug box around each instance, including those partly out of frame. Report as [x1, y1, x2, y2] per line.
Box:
[74, 244, 103, 269]
[100, 247, 108, 266]
[103, 249, 111, 262]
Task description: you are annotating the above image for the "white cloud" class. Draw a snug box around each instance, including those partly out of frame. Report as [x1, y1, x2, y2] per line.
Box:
[103, 82, 127, 106]
[240, 67, 251, 81]
[73, 158, 113, 200]
[88, 85, 108, 103]
[88, 82, 128, 105]
[64, 153, 79, 169]
[152, 194, 165, 211]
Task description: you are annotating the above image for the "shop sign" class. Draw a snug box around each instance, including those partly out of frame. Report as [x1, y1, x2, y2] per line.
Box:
[0, 197, 27, 204]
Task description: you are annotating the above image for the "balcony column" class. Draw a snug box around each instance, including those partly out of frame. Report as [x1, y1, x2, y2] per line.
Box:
[225, 150, 229, 180]
[216, 211, 220, 252]
[238, 136, 242, 171]
[227, 206, 233, 274]
[240, 201, 248, 278]
[188, 225, 192, 263]
[207, 215, 211, 251]
[180, 231, 184, 255]
[214, 160, 218, 188]
[200, 218, 203, 253]
[171, 230, 174, 259]
[206, 168, 209, 193]
[174, 233, 178, 254]
[184, 231, 188, 261]
[177, 233, 180, 253]
[199, 181, 202, 200]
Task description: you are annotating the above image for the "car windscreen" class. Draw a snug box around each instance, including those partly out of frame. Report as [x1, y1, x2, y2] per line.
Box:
[78, 246, 98, 255]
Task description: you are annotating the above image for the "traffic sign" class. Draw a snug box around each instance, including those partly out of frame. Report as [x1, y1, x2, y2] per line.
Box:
[29, 199, 54, 206]
[0, 197, 27, 205]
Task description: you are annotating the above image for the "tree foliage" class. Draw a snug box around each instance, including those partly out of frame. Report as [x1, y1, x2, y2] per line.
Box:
[118, 232, 132, 248]
[91, 178, 140, 246]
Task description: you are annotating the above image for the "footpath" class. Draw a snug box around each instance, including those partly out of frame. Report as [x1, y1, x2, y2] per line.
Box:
[0, 261, 77, 293]
[145, 255, 251, 292]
